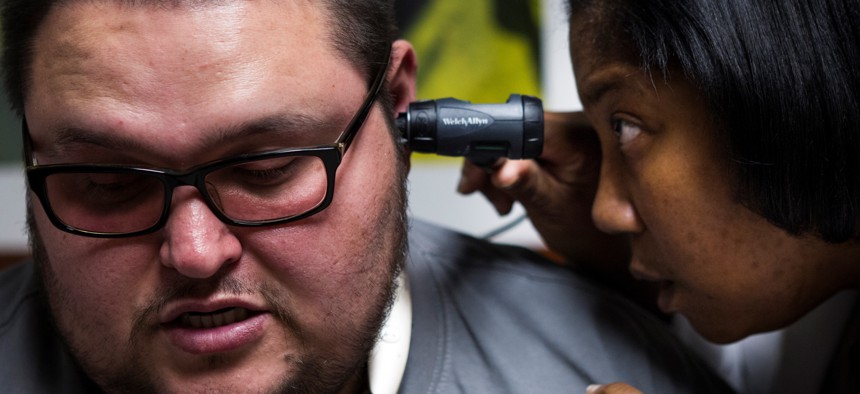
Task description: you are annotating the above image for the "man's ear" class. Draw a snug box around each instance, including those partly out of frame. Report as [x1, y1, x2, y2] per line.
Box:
[387, 40, 418, 114]
[386, 40, 418, 171]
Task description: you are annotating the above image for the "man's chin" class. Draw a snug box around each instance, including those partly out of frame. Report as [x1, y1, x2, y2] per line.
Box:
[94, 357, 307, 394]
[131, 372, 291, 394]
[87, 324, 353, 393]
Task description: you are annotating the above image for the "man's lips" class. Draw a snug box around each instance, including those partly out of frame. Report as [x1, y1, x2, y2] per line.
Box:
[160, 298, 267, 325]
[158, 299, 272, 354]
[179, 307, 252, 329]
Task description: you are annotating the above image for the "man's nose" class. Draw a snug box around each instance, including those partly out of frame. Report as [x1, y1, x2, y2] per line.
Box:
[159, 186, 242, 278]
[591, 156, 643, 235]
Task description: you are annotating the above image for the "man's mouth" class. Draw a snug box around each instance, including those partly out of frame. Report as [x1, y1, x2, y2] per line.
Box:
[179, 307, 252, 329]
[159, 298, 272, 355]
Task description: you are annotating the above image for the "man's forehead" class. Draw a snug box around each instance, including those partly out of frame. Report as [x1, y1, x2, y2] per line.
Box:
[28, 0, 348, 108]
[25, 0, 367, 162]
[47, 0, 317, 14]
[36, 4, 248, 76]
[37, 0, 329, 51]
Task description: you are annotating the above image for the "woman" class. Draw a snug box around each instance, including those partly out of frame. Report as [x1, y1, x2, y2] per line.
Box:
[460, 0, 860, 392]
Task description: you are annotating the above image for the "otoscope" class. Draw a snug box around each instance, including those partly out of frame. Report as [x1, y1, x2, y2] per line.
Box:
[396, 94, 544, 167]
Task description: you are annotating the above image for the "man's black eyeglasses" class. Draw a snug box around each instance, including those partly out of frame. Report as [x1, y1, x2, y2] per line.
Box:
[24, 47, 391, 238]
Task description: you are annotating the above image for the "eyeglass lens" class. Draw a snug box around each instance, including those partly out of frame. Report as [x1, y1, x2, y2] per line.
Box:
[42, 154, 329, 234]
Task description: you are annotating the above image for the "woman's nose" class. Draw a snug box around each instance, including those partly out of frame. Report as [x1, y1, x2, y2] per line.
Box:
[591, 155, 644, 235]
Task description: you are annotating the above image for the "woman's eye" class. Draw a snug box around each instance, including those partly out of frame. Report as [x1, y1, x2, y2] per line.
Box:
[611, 118, 643, 146]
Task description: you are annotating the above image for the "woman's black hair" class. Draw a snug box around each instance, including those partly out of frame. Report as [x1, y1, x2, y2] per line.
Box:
[569, 0, 860, 242]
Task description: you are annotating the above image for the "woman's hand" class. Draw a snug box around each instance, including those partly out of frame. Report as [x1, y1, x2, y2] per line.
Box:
[457, 112, 663, 312]
[457, 111, 627, 266]
[586, 383, 644, 394]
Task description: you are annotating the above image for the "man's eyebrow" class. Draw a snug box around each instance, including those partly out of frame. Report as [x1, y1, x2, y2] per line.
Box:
[53, 126, 148, 152]
[51, 112, 339, 151]
[204, 112, 339, 147]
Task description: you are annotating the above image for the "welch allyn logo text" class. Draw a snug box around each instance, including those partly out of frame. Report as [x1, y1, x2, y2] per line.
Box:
[441, 117, 490, 126]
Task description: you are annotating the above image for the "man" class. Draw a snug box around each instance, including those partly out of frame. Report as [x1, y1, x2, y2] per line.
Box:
[0, 0, 730, 392]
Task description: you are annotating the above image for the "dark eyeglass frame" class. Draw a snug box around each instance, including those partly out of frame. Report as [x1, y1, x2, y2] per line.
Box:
[24, 46, 392, 238]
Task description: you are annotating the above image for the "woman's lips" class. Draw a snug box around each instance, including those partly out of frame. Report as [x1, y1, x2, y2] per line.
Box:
[629, 262, 678, 313]
[656, 281, 677, 313]
[628, 261, 663, 282]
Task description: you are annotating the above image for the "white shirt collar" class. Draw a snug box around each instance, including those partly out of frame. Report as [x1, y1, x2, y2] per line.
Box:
[368, 272, 413, 394]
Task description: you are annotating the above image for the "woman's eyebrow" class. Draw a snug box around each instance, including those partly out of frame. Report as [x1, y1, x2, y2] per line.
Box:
[579, 65, 649, 108]
[581, 77, 625, 108]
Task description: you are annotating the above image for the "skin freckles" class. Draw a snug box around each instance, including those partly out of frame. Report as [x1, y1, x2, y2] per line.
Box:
[26, 1, 414, 392]
[570, 19, 860, 343]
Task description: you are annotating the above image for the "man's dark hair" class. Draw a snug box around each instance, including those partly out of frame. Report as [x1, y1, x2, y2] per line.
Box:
[569, 0, 860, 242]
[322, 0, 397, 81]
[321, 0, 399, 125]
[1, 0, 398, 117]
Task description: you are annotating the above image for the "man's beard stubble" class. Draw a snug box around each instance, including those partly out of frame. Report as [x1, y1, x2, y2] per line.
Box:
[28, 163, 410, 393]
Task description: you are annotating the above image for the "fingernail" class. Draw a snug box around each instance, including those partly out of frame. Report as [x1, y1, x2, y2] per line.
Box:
[586, 384, 603, 394]
[496, 168, 517, 190]
[498, 177, 516, 190]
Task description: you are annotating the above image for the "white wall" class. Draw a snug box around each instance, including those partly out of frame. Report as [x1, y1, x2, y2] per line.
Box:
[541, 0, 581, 112]
[0, 165, 27, 253]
